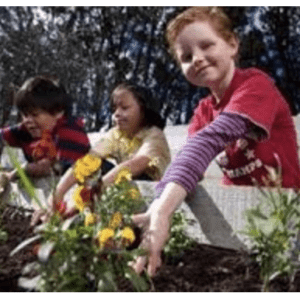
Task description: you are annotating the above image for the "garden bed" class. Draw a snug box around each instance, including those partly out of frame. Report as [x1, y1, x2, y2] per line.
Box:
[1, 205, 300, 292]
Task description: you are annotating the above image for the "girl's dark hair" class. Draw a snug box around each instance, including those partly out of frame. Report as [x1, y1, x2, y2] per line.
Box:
[110, 81, 165, 130]
[14, 75, 74, 115]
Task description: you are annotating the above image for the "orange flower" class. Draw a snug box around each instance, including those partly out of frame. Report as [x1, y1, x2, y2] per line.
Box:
[55, 201, 67, 215]
[32, 130, 57, 161]
[80, 186, 92, 203]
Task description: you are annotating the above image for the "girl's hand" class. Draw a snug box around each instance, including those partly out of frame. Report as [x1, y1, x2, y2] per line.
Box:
[30, 204, 78, 227]
[30, 207, 53, 227]
[131, 210, 171, 277]
[30, 194, 57, 227]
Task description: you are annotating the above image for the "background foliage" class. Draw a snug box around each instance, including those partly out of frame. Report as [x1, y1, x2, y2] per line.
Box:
[1, 7, 300, 131]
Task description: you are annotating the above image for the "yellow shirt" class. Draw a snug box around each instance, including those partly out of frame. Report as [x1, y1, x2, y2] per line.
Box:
[93, 126, 171, 180]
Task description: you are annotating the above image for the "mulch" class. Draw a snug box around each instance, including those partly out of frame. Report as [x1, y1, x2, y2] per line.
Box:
[0, 206, 36, 292]
[1, 205, 300, 292]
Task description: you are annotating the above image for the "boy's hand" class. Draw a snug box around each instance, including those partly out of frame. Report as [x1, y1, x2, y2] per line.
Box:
[131, 210, 171, 277]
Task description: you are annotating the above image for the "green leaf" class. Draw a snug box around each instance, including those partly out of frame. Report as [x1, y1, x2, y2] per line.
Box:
[97, 271, 118, 292]
[6, 146, 44, 209]
[125, 268, 148, 292]
[0, 230, 8, 243]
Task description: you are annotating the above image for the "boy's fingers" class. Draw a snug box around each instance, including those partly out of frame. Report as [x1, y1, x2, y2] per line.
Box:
[132, 256, 148, 274]
[132, 213, 149, 227]
[132, 250, 162, 277]
[148, 250, 162, 277]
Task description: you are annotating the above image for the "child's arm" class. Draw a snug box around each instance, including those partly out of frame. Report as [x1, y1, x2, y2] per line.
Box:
[7, 158, 53, 181]
[34, 131, 111, 220]
[102, 155, 151, 186]
[132, 112, 258, 275]
[133, 127, 171, 181]
[132, 181, 186, 276]
[91, 129, 153, 185]
[30, 166, 79, 226]
[155, 112, 259, 197]
[47, 167, 77, 209]
[37, 153, 150, 223]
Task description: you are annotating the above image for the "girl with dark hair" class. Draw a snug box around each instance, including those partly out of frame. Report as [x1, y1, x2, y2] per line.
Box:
[110, 81, 165, 130]
[98, 80, 170, 181]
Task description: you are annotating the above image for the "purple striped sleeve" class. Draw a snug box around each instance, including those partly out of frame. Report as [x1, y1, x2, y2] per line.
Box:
[155, 112, 254, 197]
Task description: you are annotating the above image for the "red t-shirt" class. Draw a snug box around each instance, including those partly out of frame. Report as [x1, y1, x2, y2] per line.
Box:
[188, 68, 300, 188]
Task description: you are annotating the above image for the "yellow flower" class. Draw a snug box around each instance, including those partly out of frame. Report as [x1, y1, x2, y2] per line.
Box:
[84, 213, 97, 227]
[73, 185, 90, 212]
[109, 212, 123, 229]
[98, 228, 114, 249]
[127, 187, 141, 200]
[82, 154, 102, 171]
[120, 226, 135, 245]
[114, 167, 132, 184]
[73, 169, 85, 184]
[148, 156, 159, 168]
[73, 154, 102, 184]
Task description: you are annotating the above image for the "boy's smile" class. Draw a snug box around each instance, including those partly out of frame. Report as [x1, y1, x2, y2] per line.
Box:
[174, 21, 238, 100]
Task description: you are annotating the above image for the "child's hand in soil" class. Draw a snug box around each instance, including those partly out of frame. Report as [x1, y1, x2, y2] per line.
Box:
[131, 209, 171, 277]
[30, 207, 53, 226]
[30, 202, 78, 227]
[0, 172, 9, 195]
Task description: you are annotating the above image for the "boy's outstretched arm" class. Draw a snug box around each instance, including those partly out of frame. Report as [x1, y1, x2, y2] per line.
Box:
[131, 112, 256, 276]
[132, 182, 187, 276]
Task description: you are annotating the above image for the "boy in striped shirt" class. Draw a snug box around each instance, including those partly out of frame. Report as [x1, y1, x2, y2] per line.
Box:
[0, 76, 90, 187]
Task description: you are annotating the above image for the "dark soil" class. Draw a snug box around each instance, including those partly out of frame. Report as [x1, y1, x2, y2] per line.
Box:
[1, 205, 300, 292]
[0, 206, 36, 292]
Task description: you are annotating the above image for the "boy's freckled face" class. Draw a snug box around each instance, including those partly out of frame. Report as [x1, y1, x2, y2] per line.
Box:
[21, 109, 63, 133]
[112, 89, 144, 137]
[174, 21, 238, 92]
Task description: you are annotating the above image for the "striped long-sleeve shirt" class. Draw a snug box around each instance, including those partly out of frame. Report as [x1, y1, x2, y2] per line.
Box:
[155, 112, 254, 197]
[0, 116, 90, 174]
